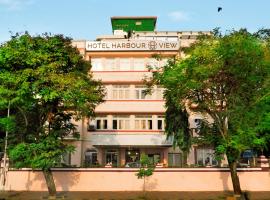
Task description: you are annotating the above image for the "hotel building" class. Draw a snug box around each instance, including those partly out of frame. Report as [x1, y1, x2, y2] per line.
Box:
[70, 16, 213, 167]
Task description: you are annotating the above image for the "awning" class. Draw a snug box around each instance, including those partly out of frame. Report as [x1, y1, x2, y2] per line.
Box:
[91, 134, 173, 147]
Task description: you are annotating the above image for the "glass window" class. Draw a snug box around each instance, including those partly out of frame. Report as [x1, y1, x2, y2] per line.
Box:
[119, 58, 131, 70]
[196, 148, 217, 166]
[112, 85, 130, 99]
[156, 86, 164, 99]
[95, 116, 108, 130]
[147, 154, 160, 165]
[168, 153, 182, 167]
[147, 58, 159, 68]
[105, 150, 118, 167]
[157, 115, 165, 130]
[91, 58, 102, 71]
[62, 152, 71, 166]
[112, 115, 130, 130]
[135, 115, 152, 130]
[133, 58, 145, 70]
[135, 85, 151, 100]
[105, 58, 118, 71]
[85, 149, 98, 167]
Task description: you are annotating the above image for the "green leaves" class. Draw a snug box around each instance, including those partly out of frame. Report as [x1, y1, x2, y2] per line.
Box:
[0, 33, 105, 169]
[136, 154, 154, 179]
[150, 29, 270, 163]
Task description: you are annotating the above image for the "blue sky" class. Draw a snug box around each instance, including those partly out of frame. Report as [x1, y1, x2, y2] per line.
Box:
[1, 0, 270, 43]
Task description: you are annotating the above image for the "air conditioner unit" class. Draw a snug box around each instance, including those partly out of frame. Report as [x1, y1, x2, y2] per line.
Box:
[88, 124, 96, 131]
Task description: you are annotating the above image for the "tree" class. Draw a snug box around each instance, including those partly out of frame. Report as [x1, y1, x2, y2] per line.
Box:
[136, 154, 155, 197]
[0, 33, 104, 196]
[149, 29, 270, 197]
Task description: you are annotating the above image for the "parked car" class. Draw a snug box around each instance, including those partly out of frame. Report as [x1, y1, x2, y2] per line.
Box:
[125, 162, 141, 168]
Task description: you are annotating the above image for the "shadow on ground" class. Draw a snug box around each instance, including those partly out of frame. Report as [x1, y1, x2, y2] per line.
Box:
[1, 191, 270, 200]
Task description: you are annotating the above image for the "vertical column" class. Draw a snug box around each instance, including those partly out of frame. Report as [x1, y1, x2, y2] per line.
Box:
[97, 148, 104, 166]
[186, 145, 196, 165]
[152, 115, 158, 130]
[130, 85, 135, 100]
[71, 141, 82, 166]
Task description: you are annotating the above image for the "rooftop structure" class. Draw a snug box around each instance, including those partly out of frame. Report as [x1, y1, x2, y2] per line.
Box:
[111, 16, 157, 33]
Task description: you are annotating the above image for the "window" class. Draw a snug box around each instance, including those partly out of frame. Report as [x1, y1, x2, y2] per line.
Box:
[119, 58, 131, 70]
[91, 58, 102, 71]
[62, 152, 71, 166]
[196, 148, 217, 166]
[95, 116, 108, 130]
[85, 149, 98, 166]
[135, 115, 153, 130]
[133, 58, 145, 70]
[112, 115, 130, 130]
[135, 85, 151, 100]
[160, 58, 169, 67]
[105, 58, 118, 71]
[155, 86, 164, 99]
[157, 116, 165, 130]
[112, 85, 130, 99]
[168, 153, 182, 167]
[105, 150, 118, 166]
[147, 58, 159, 68]
[194, 118, 202, 134]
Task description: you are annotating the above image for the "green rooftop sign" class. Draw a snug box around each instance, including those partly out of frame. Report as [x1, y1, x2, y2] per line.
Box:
[111, 16, 157, 33]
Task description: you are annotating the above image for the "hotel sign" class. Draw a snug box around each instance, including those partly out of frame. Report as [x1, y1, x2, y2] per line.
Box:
[85, 40, 180, 51]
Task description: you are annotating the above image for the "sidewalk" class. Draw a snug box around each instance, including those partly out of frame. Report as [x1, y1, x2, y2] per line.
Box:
[1, 191, 270, 200]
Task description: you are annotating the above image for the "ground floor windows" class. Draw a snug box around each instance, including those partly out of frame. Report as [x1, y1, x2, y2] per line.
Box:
[62, 152, 71, 166]
[148, 154, 161, 165]
[85, 149, 98, 167]
[125, 149, 140, 167]
[196, 148, 217, 166]
[168, 153, 182, 167]
[105, 150, 118, 167]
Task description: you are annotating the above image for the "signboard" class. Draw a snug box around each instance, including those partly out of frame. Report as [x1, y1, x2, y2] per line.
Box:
[86, 40, 180, 51]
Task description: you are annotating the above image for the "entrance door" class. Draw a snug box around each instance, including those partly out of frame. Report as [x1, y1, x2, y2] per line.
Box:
[125, 149, 140, 167]
[105, 150, 118, 167]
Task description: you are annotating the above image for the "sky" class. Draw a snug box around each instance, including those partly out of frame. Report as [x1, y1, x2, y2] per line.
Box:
[1, 0, 270, 43]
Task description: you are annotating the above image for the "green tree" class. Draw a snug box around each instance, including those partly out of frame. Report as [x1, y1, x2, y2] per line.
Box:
[0, 33, 104, 196]
[136, 154, 155, 197]
[149, 29, 270, 197]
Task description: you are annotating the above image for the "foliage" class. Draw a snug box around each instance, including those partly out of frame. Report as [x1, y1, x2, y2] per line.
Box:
[0, 32, 105, 170]
[148, 28, 270, 195]
[136, 154, 155, 179]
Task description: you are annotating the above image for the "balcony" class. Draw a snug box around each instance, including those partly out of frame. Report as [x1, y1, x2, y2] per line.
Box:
[95, 100, 165, 114]
[93, 71, 152, 83]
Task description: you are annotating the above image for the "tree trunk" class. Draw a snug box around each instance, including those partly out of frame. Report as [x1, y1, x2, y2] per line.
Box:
[43, 169, 56, 196]
[228, 161, 242, 196]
